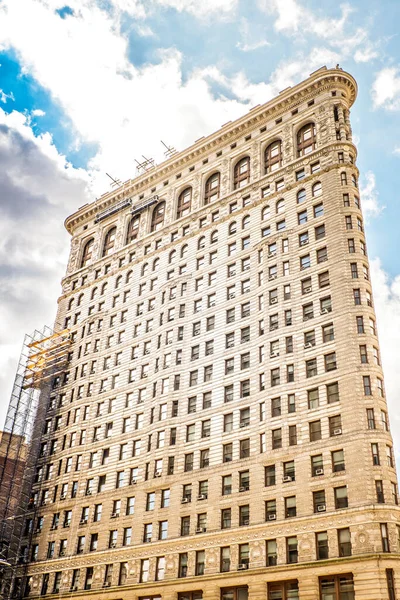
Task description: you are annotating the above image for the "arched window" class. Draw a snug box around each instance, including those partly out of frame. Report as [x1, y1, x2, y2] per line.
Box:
[177, 188, 192, 218]
[115, 275, 122, 289]
[141, 263, 149, 277]
[234, 157, 250, 189]
[297, 189, 306, 204]
[204, 172, 220, 205]
[181, 244, 188, 258]
[264, 140, 282, 173]
[312, 182, 322, 197]
[242, 215, 250, 229]
[228, 221, 237, 235]
[208, 230, 217, 244]
[261, 206, 270, 220]
[90, 287, 98, 300]
[67, 298, 74, 311]
[151, 202, 165, 232]
[169, 249, 176, 263]
[297, 123, 316, 157]
[198, 236, 205, 250]
[153, 258, 160, 272]
[126, 215, 140, 244]
[77, 293, 84, 307]
[101, 282, 108, 295]
[102, 227, 117, 257]
[276, 199, 285, 214]
[126, 270, 133, 284]
[81, 238, 94, 268]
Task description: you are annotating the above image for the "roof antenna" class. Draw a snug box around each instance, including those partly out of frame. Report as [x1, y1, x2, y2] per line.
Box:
[106, 173, 122, 188]
[161, 140, 178, 159]
[135, 156, 156, 175]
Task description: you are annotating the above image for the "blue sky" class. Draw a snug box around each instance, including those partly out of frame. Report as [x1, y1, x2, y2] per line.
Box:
[1, 0, 400, 457]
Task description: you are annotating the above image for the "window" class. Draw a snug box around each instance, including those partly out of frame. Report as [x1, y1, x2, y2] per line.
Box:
[234, 157, 250, 189]
[179, 553, 188, 578]
[265, 465, 276, 486]
[268, 580, 299, 599]
[338, 528, 351, 556]
[81, 238, 94, 267]
[309, 420, 322, 441]
[177, 188, 192, 218]
[265, 140, 282, 172]
[297, 123, 316, 156]
[195, 550, 205, 576]
[286, 536, 298, 563]
[332, 450, 345, 473]
[320, 574, 354, 600]
[221, 588, 248, 600]
[335, 486, 348, 509]
[204, 172, 220, 204]
[151, 202, 165, 232]
[103, 227, 117, 257]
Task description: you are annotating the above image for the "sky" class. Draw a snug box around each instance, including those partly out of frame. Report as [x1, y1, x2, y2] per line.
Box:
[0, 0, 400, 462]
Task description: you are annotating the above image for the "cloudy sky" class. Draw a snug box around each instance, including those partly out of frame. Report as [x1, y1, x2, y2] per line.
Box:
[1, 0, 400, 460]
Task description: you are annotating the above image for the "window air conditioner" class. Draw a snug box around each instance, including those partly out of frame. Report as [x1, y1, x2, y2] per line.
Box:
[197, 494, 207, 501]
[321, 308, 330, 315]
[317, 504, 326, 512]
[238, 563, 249, 570]
[181, 497, 190, 504]
[315, 468, 324, 476]
[282, 476, 293, 483]
[304, 342, 313, 349]
[270, 297, 278, 304]
[333, 428, 342, 435]
[268, 513, 276, 521]
[196, 527, 206, 533]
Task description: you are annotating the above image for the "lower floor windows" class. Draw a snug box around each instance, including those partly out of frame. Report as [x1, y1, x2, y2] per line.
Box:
[319, 574, 354, 600]
[178, 593, 203, 600]
[221, 588, 248, 600]
[268, 580, 299, 599]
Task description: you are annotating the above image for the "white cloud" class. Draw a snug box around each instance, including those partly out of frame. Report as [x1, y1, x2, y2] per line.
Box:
[359, 171, 384, 220]
[371, 259, 400, 461]
[32, 108, 45, 116]
[151, 0, 238, 18]
[394, 147, 400, 155]
[372, 67, 400, 110]
[0, 107, 90, 428]
[0, 89, 15, 103]
[354, 44, 379, 63]
[236, 17, 270, 52]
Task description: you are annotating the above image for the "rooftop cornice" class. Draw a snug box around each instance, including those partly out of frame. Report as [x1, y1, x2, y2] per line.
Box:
[65, 67, 357, 234]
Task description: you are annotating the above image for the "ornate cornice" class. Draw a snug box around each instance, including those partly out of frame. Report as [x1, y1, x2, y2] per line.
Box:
[64, 68, 357, 234]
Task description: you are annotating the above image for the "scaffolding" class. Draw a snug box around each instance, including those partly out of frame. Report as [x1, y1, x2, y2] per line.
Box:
[0, 326, 71, 599]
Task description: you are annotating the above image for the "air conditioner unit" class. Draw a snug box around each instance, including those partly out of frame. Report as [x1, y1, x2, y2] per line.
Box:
[300, 239, 309, 246]
[269, 274, 277, 280]
[167, 339, 173, 345]
[111, 513, 119, 519]
[270, 351, 279, 358]
[240, 422, 247, 428]
[79, 519, 88, 525]
[60, 493, 66, 500]
[196, 527, 206, 533]
[270, 297, 278, 304]
[110, 542, 117, 549]
[41, 500, 47, 506]
[304, 342, 313, 349]
[242, 519, 249, 526]
[238, 563, 249, 570]
[102, 582, 111, 588]
[239, 486, 249, 492]
[181, 497, 190, 504]
[268, 252, 276, 258]
[333, 428, 342, 435]
[321, 308, 330, 315]
[228, 293, 235, 299]
[303, 314, 313, 321]
[317, 504, 326, 512]
[268, 513, 276, 521]
[283, 476, 293, 483]
[71, 586, 78, 592]
[303, 286, 312, 293]
[131, 479, 137, 485]
[197, 494, 207, 501]
[315, 468, 324, 476]
[50, 525, 58, 531]
[59, 550, 66, 557]
[86, 490, 92, 496]
[154, 470, 162, 477]
[142, 373, 148, 378]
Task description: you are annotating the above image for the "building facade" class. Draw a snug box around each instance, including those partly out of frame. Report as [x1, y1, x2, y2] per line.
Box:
[10, 67, 400, 600]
